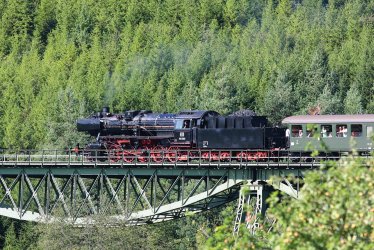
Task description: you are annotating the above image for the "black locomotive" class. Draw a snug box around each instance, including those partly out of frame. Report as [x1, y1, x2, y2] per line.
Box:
[76, 107, 287, 162]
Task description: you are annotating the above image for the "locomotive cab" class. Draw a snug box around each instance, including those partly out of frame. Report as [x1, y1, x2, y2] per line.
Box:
[174, 119, 197, 145]
[173, 110, 220, 146]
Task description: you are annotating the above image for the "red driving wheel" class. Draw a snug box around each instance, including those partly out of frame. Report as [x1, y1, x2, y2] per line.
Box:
[166, 146, 182, 163]
[151, 146, 165, 163]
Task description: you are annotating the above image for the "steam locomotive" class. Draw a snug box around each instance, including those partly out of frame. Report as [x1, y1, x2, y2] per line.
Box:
[76, 107, 287, 162]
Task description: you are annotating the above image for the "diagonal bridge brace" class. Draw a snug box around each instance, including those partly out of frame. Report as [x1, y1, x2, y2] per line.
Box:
[0, 167, 251, 224]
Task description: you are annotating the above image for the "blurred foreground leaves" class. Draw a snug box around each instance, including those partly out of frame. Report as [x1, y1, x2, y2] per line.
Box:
[204, 155, 374, 249]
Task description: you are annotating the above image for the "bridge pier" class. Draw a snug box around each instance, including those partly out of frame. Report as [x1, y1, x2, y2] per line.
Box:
[233, 182, 277, 236]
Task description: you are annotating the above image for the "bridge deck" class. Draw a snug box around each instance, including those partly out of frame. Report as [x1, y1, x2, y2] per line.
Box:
[0, 148, 361, 168]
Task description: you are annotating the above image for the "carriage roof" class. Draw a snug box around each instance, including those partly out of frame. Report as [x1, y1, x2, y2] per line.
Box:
[282, 114, 374, 124]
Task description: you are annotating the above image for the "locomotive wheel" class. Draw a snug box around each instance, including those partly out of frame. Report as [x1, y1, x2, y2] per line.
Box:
[245, 151, 268, 161]
[201, 152, 210, 161]
[220, 152, 231, 161]
[178, 150, 194, 161]
[187, 151, 198, 162]
[122, 147, 136, 163]
[166, 147, 182, 163]
[247, 152, 257, 161]
[151, 146, 165, 163]
[201, 151, 224, 162]
[257, 151, 268, 161]
[210, 152, 220, 161]
[236, 152, 247, 162]
[137, 147, 149, 163]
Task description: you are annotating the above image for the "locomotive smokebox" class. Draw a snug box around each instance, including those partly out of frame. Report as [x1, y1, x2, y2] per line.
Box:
[77, 119, 101, 135]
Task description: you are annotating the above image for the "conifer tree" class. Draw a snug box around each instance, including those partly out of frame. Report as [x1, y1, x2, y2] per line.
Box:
[3, 223, 19, 250]
[344, 85, 363, 114]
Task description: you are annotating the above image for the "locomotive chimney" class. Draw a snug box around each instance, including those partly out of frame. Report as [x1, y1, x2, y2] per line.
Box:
[102, 107, 110, 117]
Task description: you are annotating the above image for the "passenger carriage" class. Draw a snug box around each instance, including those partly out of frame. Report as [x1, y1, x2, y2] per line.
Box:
[282, 115, 374, 155]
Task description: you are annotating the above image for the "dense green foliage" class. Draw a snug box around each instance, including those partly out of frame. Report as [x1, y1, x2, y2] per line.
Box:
[0, 0, 373, 150]
[0, 203, 233, 249]
[204, 155, 374, 249]
[0, 0, 373, 248]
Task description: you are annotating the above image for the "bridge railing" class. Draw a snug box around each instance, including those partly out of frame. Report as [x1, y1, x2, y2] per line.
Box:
[0, 148, 369, 167]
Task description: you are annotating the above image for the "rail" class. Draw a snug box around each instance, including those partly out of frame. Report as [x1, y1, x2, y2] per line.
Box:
[0, 149, 371, 168]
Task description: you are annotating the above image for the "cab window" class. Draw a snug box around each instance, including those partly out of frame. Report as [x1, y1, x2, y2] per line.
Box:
[175, 120, 184, 129]
[351, 124, 362, 137]
[321, 125, 332, 138]
[336, 124, 348, 137]
[182, 120, 190, 128]
[291, 125, 303, 137]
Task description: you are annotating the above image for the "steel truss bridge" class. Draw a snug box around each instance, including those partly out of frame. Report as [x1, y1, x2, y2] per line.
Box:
[0, 149, 369, 228]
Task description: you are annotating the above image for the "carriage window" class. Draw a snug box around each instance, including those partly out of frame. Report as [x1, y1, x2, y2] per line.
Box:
[336, 124, 348, 137]
[306, 124, 317, 138]
[351, 124, 362, 137]
[291, 125, 303, 137]
[367, 126, 373, 137]
[321, 125, 332, 138]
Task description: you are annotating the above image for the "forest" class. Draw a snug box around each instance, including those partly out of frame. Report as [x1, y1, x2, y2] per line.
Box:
[0, 0, 373, 248]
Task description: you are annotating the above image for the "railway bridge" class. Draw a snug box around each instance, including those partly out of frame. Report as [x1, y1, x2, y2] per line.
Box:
[0, 149, 356, 229]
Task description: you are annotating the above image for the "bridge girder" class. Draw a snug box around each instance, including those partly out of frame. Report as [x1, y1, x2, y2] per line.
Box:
[0, 167, 252, 224]
[0, 149, 344, 224]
